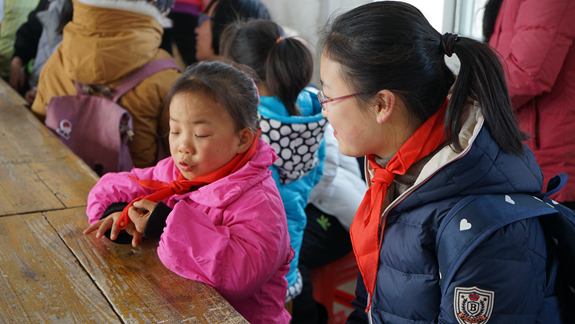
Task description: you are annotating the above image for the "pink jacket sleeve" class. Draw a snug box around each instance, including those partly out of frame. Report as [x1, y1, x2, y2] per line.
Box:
[491, 0, 575, 108]
[157, 185, 288, 301]
[86, 158, 175, 224]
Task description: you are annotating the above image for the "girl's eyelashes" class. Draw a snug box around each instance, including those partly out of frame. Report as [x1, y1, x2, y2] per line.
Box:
[170, 131, 179, 135]
[195, 134, 209, 138]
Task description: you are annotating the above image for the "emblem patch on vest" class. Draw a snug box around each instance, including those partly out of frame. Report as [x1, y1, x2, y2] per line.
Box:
[454, 286, 494, 324]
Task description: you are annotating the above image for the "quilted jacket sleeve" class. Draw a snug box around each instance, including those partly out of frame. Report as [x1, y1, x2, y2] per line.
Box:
[157, 183, 290, 300]
[86, 160, 173, 224]
[492, 0, 575, 108]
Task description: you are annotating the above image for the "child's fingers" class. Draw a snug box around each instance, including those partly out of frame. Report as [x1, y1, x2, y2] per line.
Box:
[131, 231, 143, 247]
[96, 217, 113, 239]
[133, 199, 157, 213]
[128, 208, 149, 233]
[124, 222, 143, 247]
[109, 220, 122, 241]
[83, 220, 103, 235]
[128, 206, 142, 220]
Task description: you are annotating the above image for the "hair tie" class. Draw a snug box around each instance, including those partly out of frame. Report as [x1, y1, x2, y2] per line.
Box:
[251, 79, 260, 104]
[276, 36, 284, 44]
[441, 33, 458, 57]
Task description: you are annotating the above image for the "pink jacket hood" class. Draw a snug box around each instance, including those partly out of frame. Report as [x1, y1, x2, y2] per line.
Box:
[87, 139, 292, 323]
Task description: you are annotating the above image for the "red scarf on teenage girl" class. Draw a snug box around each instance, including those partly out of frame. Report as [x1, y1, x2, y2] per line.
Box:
[116, 131, 261, 230]
[350, 99, 448, 312]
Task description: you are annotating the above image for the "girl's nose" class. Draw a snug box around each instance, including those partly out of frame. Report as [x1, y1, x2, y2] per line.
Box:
[178, 139, 193, 154]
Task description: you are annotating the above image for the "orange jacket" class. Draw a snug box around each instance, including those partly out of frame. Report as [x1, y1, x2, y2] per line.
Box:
[32, 0, 181, 168]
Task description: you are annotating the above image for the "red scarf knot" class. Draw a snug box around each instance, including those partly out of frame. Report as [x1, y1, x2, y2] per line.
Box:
[350, 99, 448, 312]
[372, 167, 397, 187]
[170, 180, 193, 194]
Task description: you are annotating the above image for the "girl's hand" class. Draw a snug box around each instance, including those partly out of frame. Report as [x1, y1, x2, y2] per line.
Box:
[83, 211, 123, 240]
[124, 221, 143, 248]
[128, 199, 157, 233]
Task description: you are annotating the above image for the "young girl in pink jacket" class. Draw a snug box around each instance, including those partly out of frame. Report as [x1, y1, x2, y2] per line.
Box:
[83, 61, 293, 324]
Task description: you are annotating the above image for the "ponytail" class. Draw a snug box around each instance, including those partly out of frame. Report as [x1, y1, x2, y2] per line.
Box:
[265, 37, 313, 116]
[220, 19, 313, 116]
[446, 35, 525, 155]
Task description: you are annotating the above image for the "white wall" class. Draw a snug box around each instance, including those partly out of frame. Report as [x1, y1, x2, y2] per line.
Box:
[260, 0, 371, 86]
[396, 0, 449, 33]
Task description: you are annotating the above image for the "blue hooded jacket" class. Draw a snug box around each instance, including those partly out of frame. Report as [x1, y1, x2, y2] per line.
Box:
[348, 106, 564, 324]
[258, 88, 326, 291]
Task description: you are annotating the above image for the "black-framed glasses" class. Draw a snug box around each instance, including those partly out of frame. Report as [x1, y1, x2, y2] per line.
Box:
[197, 13, 213, 26]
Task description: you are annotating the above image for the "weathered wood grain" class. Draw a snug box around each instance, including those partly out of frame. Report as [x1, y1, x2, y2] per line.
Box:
[46, 207, 249, 324]
[0, 213, 121, 323]
[0, 79, 69, 165]
[0, 163, 64, 215]
[0, 76, 98, 217]
[29, 157, 98, 209]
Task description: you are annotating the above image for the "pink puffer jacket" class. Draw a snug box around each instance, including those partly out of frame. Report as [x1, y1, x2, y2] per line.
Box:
[489, 0, 575, 202]
[87, 139, 292, 323]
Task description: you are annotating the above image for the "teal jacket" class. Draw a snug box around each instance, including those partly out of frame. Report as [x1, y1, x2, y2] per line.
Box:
[258, 88, 326, 290]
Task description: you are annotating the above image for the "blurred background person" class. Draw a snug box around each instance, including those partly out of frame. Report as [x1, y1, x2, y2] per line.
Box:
[1, 0, 39, 81]
[164, 0, 211, 67]
[221, 18, 326, 305]
[9, 0, 72, 103]
[484, 0, 575, 207]
[31, 0, 182, 168]
[195, 0, 270, 62]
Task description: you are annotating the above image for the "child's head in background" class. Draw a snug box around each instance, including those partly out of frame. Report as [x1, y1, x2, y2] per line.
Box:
[195, 0, 271, 61]
[220, 19, 313, 116]
[164, 61, 260, 180]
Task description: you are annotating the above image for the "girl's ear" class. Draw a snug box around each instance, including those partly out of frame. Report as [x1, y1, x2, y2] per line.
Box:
[236, 128, 255, 154]
[374, 90, 396, 124]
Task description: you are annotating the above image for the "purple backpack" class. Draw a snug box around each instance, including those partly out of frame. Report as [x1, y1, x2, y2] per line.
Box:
[45, 58, 180, 176]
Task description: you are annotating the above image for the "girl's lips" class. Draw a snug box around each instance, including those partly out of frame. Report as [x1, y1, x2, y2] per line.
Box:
[333, 129, 338, 136]
[179, 161, 194, 172]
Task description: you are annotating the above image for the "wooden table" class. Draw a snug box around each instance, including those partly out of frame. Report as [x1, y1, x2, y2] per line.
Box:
[0, 79, 248, 323]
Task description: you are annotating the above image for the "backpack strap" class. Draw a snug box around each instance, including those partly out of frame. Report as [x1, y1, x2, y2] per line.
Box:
[541, 173, 568, 199]
[112, 58, 181, 102]
[436, 193, 558, 296]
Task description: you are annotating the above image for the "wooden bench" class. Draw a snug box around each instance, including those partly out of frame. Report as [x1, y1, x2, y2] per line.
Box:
[0, 78, 248, 323]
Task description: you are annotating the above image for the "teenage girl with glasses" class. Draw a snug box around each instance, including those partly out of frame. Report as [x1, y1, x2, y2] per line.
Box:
[319, 1, 565, 323]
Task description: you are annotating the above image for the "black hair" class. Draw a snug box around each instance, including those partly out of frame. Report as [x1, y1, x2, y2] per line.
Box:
[204, 0, 271, 55]
[482, 0, 504, 42]
[55, 0, 73, 35]
[164, 61, 260, 132]
[319, 1, 525, 155]
[220, 19, 313, 116]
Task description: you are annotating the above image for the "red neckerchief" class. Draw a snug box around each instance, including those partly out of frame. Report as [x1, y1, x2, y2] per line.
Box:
[116, 130, 261, 230]
[350, 99, 448, 312]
